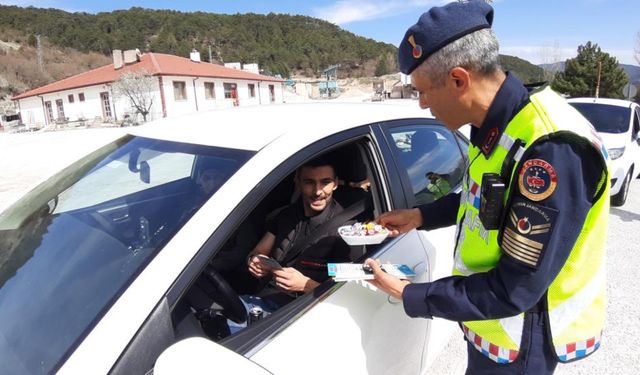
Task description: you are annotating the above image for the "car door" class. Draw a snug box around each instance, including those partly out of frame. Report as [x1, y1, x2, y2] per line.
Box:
[373, 119, 469, 370]
[248, 120, 467, 375]
[243, 127, 431, 375]
[632, 106, 640, 178]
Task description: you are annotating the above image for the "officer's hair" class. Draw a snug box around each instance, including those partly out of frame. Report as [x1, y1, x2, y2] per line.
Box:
[415, 28, 501, 87]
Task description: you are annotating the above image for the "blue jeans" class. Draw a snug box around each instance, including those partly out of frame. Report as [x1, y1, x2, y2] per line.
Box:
[227, 294, 280, 334]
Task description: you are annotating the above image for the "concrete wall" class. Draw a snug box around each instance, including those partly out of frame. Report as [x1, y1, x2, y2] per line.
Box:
[17, 75, 284, 128]
[17, 85, 132, 128]
[160, 75, 283, 116]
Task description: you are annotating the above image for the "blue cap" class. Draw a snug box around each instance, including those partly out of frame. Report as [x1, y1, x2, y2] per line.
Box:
[398, 0, 494, 75]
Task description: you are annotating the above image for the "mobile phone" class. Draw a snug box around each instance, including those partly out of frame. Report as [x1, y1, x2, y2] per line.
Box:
[257, 255, 282, 270]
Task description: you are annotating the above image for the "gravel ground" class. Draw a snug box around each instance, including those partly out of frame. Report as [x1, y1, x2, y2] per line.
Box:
[0, 127, 638, 375]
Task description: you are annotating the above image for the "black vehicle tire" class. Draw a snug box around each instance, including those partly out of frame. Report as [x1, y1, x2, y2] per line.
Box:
[611, 169, 632, 207]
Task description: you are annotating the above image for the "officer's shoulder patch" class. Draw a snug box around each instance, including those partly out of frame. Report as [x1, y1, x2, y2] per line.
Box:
[518, 158, 557, 201]
[500, 198, 558, 269]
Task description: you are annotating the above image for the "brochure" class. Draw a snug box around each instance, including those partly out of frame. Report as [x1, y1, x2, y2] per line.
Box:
[327, 263, 416, 281]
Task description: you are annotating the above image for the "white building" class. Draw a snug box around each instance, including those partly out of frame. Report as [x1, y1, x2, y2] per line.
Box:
[12, 50, 284, 128]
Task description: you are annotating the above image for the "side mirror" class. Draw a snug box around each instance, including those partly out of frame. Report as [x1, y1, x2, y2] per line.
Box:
[154, 337, 272, 375]
[128, 149, 141, 172]
[140, 161, 150, 184]
[128, 150, 150, 183]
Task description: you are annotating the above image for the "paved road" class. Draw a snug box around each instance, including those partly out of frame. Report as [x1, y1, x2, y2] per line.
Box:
[1, 128, 639, 374]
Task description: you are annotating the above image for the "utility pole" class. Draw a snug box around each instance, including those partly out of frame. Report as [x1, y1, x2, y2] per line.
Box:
[208, 45, 212, 63]
[36, 34, 44, 72]
[595, 60, 602, 98]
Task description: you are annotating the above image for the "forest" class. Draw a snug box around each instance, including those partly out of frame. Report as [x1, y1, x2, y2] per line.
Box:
[0, 5, 546, 80]
[0, 5, 399, 78]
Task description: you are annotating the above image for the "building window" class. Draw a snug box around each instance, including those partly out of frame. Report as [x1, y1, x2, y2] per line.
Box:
[68, 94, 74, 103]
[269, 84, 275, 102]
[79, 93, 85, 102]
[248, 83, 256, 98]
[223, 83, 237, 99]
[44, 101, 54, 124]
[204, 82, 215, 99]
[173, 81, 187, 101]
[55, 99, 65, 119]
[100, 92, 112, 120]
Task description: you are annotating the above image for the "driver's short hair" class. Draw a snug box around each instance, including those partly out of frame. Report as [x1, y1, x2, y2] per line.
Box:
[296, 156, 336, 179]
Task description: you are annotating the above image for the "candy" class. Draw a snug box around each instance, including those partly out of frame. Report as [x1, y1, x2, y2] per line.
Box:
[339, 222, 388, 237]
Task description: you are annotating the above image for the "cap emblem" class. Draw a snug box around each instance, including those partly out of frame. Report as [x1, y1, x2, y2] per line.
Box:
[408, 35, 423, 59]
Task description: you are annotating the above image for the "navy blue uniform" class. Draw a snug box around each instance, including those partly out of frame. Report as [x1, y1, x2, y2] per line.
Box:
[403, 73, 602, 374]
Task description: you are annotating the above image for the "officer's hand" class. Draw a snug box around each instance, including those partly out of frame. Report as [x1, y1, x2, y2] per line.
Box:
[273, 267, 319, 293]
[375, 208, 423, 236]
[365, 258, 410, 300]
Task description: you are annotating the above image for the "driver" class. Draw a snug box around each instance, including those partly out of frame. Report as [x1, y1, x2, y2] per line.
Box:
[247, 156, 351, 305]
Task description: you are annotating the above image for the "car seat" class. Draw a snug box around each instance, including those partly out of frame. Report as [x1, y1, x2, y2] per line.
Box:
[330, 144, 373, 220]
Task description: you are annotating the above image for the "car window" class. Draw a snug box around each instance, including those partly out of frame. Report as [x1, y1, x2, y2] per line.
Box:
[0, 135, 253, 374]
[569, 102, 631, 134]
[55, 148, 195, 213]
[389, 125, 466, 205]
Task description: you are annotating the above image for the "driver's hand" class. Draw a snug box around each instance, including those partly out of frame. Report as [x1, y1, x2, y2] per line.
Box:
[375, 208, 423, 236]
[273, 267, 319, 293]
[248, 255, 269, 278]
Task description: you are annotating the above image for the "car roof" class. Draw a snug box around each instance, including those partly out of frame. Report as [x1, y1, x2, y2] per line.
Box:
[566, 97, 636, 109]
[128, 102, 432, 151]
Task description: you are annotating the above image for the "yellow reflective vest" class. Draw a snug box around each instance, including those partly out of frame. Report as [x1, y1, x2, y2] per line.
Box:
[454, 87, 609, 363]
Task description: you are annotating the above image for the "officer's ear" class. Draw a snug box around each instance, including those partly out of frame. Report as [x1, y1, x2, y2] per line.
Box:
[449, 67, 470, 92]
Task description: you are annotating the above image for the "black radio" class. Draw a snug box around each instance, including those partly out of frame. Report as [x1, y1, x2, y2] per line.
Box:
[479, 173, 505, 230]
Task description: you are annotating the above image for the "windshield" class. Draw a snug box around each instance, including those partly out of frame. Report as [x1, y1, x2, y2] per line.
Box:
[569, 102, 631, 134]
[0, 135, 253, 374]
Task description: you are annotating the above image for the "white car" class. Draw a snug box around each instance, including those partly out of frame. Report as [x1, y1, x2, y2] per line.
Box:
[567, 97, 640, 206]
[0, 103, 469, 375]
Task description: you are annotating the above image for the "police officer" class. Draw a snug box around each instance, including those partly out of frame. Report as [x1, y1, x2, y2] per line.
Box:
[366, 1, 610, 374]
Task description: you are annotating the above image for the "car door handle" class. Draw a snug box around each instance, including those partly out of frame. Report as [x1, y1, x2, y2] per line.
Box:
[112, 214, 130, 222]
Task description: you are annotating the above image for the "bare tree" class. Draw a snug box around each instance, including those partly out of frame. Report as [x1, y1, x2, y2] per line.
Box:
[113, 69, 156, 123]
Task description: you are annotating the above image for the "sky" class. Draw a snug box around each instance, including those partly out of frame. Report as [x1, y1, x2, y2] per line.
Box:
[2, 0, 639, 66]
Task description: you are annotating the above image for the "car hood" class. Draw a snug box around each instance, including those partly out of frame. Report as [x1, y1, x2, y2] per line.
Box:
[598, 131, 628, 150]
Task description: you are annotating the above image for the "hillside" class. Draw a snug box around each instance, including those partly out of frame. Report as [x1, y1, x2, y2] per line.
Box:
[0, 29, 110, 102]
[500, 55, 545, 83]
[0, 5, 397, 79]
[0, 5, 554, 101]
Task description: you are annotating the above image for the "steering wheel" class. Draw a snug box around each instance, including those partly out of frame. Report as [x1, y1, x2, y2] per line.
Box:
[201, 267, 247, 324]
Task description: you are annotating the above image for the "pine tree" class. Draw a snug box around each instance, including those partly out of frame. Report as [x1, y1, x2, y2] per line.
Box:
[552, 41, 628, 98]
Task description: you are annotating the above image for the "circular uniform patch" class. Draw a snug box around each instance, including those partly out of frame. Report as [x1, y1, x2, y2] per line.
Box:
[518, 159, 557, 201]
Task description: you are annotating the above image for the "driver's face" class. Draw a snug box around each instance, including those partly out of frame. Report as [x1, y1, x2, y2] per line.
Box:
[297, 165, 337, 217]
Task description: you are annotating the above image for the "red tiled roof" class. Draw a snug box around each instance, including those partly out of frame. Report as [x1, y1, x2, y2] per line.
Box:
[12, 52, 282, 100]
